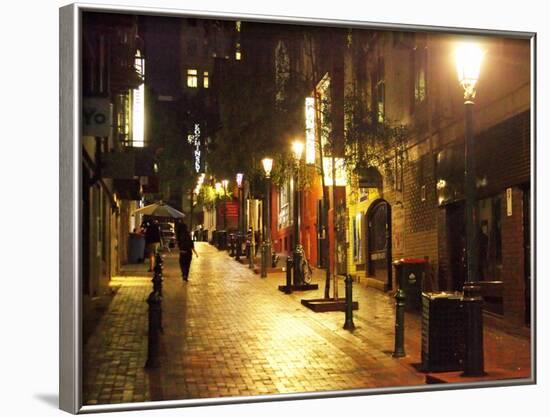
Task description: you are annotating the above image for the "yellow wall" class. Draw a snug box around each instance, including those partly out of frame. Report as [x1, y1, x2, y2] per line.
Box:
[345, 180, 380, 279]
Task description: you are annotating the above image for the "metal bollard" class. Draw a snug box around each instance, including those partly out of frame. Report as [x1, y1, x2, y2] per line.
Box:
[285, 256, 293, 294]
[260, 242, 267, 278]
[152, 253, 163, 332]
[145, 291, 162, 368]
[393, 285, 406, 358]
[229, 235, 235, 257]
[249, 240, 255, 269]
[343, 275, 356, 331]
[235, 234, 242, 261]
[152, 253, 164, 297]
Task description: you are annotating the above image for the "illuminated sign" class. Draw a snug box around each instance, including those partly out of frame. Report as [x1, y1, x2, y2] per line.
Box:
[305, 97, 316, 164]
[193, 123, 202, 173]
[132, 50, 145, 147]
[323, 157, 346, 186]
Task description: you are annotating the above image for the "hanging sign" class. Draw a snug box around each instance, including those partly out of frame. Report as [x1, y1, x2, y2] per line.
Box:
[83, 97, 112, 137]
[305, 97, 316, 164]
[192, 123, 203, 173]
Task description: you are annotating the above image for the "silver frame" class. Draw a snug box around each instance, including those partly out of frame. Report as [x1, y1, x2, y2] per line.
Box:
[59, 2, 537, 414]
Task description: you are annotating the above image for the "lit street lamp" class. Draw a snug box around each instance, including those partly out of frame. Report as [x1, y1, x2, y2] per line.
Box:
[292, 141, 305, 286]
[261, 158, 273, 278]
[455, 41, 485, 377]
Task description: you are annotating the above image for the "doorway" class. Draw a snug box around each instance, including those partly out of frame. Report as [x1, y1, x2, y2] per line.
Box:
[367, 199, 392, 290]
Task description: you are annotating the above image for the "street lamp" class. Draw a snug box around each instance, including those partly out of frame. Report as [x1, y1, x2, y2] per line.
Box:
[261, 158, 273, 278]
[236, 173, 244, 261]
[292, 141, 305, 286]
[455, 41, 485, 377]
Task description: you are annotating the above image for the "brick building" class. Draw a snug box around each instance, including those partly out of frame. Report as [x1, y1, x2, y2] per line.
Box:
[338, 30, 531, 327]
[259, 26, 530, 328]
[81, 12, 156, 329]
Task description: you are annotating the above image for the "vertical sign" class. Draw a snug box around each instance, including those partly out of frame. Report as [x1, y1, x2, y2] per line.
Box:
[305, 97, 316, 164]
[193, 123, 202, 173]
[132, 50, 145, 147]
[506, 187, 513, 216]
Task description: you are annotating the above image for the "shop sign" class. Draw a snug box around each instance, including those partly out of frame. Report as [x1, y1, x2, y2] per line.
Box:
[83, 97, 112, 137]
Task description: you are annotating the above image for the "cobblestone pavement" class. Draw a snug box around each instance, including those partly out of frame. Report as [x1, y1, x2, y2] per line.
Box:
[83, 242, 532, 405]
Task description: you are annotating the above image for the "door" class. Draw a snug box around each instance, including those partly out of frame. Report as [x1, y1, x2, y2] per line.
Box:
[367, 200, 392, 290]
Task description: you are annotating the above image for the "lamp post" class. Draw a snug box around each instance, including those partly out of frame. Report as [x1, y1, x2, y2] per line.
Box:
[292, 141, 305, 286]
[261, 158, 273, 278]
[455, 42, 485, 377]
[214, 181, 222, 248]
[221, 179, 229, 250]
[221, 179, 229, 230]
[236, 173, 244, 261]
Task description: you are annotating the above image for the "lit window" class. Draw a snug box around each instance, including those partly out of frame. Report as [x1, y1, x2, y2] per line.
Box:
[236, 51, 242, 61]
[236, 21, 241, 32]
[372, 57, 385, 123]
[187, 69, 198, 88]
[203, 71, 209, 88]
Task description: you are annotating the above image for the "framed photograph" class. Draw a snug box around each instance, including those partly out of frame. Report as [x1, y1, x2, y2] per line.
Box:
[60, 2, 536, 413]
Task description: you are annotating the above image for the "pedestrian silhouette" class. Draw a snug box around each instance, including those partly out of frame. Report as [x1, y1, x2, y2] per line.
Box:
[177, 223, 198, 281]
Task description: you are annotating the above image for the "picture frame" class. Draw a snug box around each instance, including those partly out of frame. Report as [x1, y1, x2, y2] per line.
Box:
[60, 2, 536, 414]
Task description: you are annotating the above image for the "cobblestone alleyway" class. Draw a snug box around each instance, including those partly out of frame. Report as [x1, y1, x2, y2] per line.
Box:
[82, 242, 531, 406]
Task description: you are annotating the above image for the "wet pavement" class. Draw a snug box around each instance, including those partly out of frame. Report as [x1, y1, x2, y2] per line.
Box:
[82, 242, 531, 405]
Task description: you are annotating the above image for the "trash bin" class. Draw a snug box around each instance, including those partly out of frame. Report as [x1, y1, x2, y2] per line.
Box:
[128, 233, 145, 263]
[421, 292, 465, 372]
[393, 258, 426, 311]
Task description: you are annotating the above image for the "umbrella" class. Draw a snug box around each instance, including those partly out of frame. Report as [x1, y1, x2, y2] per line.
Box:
[133, 201, 186, 219]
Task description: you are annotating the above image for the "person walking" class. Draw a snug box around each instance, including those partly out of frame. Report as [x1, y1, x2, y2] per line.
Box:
[144, 218, 162, 272]
[177, 222, 198, 281]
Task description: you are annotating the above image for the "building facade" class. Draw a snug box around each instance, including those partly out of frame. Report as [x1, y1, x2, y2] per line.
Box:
[82, 13, 154, 326]
[263, 28, 530, 328]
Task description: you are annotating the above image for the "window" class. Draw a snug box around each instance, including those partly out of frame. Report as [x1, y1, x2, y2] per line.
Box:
[353, 213, 363, 263]
[203, 71, 209, 88]
[414, 48, 427, 103]
[478, 196, 503, 282]
[376, 82, 385, 123]
[373, 57, 385, 123]
[411, 34, 428, 111]
[235, 50, 242, 61]
[278, 180, 291, 229]
[187, 69, 198, 88]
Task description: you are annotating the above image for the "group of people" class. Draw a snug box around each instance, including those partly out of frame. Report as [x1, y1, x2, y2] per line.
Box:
[141, 218, 198, 281]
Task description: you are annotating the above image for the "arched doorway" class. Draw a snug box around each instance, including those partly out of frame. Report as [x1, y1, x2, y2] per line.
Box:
[366, 199, 392, 291]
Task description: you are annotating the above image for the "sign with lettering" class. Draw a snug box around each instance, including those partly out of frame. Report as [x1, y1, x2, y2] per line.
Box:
[305, 97, 316, 164]
[83, 97, 112, 137]
[192, 123, 204, 173]
[506, 187, 513, 216]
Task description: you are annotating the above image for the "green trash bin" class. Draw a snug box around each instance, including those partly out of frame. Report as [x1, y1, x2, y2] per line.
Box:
[393, 258, 427, 312]
[421, 291, 465, 372]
